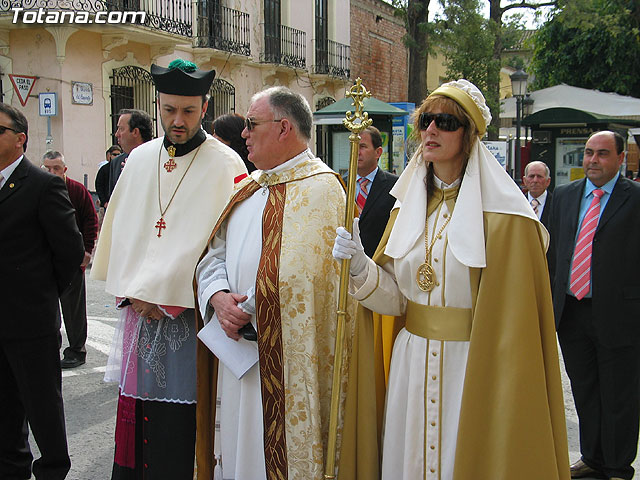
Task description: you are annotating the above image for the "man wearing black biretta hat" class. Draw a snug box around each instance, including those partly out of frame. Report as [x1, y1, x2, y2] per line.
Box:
[92, 58, 247, 479]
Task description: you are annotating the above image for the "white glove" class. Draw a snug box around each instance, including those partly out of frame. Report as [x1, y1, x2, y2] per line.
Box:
[332, 217, 370, 276]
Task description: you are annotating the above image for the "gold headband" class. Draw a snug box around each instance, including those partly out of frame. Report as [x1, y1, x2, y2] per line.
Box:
[428, 85, 486, 136]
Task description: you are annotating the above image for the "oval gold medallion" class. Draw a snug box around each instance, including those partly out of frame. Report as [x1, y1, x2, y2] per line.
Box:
[416, 262, 436, 292]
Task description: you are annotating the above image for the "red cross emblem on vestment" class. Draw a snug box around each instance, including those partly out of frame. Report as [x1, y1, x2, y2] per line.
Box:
[164, 158, 177, 172]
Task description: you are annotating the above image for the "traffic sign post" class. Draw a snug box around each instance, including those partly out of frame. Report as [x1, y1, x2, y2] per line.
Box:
[38, 92, 58, 146]
[39, 92, 57, 116]
[9, 74, 37, 106]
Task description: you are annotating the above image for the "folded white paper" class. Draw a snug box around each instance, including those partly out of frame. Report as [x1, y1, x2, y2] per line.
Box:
[197, 314, 259, 379]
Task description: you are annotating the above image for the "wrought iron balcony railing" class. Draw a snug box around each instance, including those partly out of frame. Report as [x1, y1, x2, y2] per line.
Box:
[2, 0, 192, 37]
[196, 4, 250, 56]
[313, 38, 350, 78]
[260, 23, 306, 69]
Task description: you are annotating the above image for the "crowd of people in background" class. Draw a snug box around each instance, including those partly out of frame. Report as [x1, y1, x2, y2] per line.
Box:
[1, 61, 639, 480]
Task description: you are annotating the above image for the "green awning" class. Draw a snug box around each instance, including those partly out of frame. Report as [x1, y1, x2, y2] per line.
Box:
[314, 96, 409, 119]
[523, 107, 640, 127]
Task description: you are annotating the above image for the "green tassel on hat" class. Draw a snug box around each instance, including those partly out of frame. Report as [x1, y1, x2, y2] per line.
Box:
[168, 59, 197, 73]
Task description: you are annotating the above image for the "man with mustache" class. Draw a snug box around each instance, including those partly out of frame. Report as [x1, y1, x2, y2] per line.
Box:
[92, 59, 246, 479]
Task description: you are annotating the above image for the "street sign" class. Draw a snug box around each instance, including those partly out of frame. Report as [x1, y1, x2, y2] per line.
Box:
[39, 92, 58, 116]
[9, 74, 37, 107]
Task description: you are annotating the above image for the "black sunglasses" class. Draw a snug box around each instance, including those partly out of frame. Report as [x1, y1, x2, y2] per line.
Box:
[0, 125, 19, 135]
[244, 117, 282, 131]
[419, 113, 465, 132]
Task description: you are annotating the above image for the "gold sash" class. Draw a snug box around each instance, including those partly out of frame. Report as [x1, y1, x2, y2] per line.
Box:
[405, 301, 472, 341]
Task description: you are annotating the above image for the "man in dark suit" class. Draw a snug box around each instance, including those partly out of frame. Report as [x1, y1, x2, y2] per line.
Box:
[0, 103, 84, 479]
[95, 145, 122, 211]
[109, 108, 153, 195]
[523, 160, 552, 228]
[344, 126, 398, 257]
[548, 130, 640, 480]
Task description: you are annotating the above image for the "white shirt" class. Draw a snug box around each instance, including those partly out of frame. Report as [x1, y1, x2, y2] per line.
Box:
[0, 155, 24, 190]
[527, 189, 548, 220]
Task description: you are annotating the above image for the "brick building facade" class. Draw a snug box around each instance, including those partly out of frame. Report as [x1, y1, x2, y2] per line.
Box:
[350, 0, 408, 102]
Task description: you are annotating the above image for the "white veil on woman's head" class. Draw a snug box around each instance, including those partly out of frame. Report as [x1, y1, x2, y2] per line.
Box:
[387, 79, 548, 266]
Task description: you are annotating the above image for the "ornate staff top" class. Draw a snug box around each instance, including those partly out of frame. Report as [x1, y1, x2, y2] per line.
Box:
[343, 77, 373, 134]
[324, 77, 373, 480]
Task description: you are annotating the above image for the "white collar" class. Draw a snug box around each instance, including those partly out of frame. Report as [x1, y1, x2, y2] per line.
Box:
[0, 155, 24, 187]
[528, 189, 547, 205]
[434, 175, 461, 189]
[263, 148, 313, 175]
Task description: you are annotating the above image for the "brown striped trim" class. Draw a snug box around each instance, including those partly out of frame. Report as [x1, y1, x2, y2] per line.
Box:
[256, 183, 288, 480]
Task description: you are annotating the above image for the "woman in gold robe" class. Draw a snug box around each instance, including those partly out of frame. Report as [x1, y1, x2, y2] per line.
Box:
[333, 79, 570, 480]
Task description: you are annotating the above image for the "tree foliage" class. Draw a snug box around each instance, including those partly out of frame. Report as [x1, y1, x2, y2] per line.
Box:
[434, 0, 533, 137]
[392, 0, 433, 104]
[530, 0, 640, 97]
[391, 0, 557, 135]
[433, 0, 500, 135]
[434, 0, 496, 93]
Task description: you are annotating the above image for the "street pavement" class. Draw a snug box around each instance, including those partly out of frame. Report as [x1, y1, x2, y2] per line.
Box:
[27, 267, 640, 479]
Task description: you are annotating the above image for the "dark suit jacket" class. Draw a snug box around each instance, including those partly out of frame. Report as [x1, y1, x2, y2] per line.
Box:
[540, 191, 552, 228]
[548, 176, 640, 347]
[95, 161, 111, 205]
[0, 157, 84, 339]
[345, 168, 399, 257]
[109, 151, 128, 195]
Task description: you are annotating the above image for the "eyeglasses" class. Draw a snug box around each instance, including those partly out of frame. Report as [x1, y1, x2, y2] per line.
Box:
[0, 125, 19, 135]
[419, 113, 465, 132]
[244, 117, 282, 131]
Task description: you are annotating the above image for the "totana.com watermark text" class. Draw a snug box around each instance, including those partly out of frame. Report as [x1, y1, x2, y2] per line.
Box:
[12, 7, 146, 24]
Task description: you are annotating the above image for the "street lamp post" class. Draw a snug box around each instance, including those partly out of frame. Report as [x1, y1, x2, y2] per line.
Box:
[510, 69, 529, 183]
[522, 93, 534, 142]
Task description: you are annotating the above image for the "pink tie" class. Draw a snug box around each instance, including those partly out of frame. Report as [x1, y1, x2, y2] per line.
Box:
[570, 189, 604, 300]
[356, 178, 369, 212]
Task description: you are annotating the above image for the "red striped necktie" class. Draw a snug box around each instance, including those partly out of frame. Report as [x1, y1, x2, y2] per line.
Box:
[570, 188, 604, 300]
[356, 177, 369, 212]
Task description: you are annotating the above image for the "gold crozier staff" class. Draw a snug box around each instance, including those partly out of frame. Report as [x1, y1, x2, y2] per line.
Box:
[324, 78, 373, 480]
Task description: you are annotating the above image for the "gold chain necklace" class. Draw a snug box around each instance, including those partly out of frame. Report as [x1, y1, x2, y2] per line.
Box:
[416, 205, 452, 292]
[155, 143, 201, 237]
